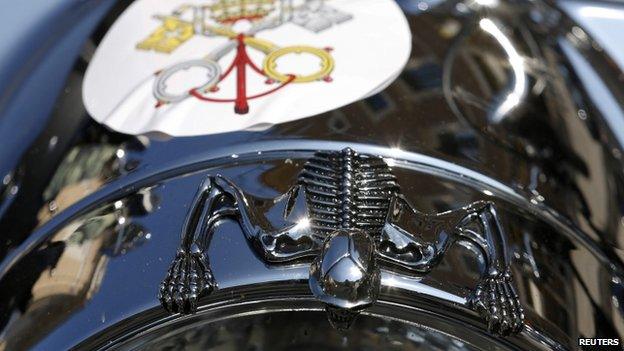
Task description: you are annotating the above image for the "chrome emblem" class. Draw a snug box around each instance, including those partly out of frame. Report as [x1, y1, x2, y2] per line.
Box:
[159, 148, 524, 336]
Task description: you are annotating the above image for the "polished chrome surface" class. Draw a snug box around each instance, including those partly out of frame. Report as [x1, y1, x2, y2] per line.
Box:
[1, 0, 624, 350]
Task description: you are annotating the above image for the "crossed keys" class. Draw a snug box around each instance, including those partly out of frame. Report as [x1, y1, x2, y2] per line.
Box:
[137, 1, 352, 114]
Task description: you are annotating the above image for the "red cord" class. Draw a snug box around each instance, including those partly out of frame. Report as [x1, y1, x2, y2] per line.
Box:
[189, 74, 295, 102]
[189, 33, 297, 114]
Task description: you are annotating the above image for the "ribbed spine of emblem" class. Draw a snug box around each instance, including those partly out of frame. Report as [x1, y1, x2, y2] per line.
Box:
[340, 148, 356, 229]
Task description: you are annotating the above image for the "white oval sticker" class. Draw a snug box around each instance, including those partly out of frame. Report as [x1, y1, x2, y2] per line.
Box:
[83, 0, 412, 136]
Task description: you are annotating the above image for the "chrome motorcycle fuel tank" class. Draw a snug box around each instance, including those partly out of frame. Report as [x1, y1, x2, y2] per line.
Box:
[1, 0, 624, 350]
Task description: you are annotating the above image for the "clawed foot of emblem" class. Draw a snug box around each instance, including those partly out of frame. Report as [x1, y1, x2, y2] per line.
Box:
[471, 270, 524, 336]
[159, 245, 216, 314]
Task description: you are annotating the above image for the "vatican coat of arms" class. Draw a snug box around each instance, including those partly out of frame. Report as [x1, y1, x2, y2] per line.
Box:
[82, 0, 412, 136]
[138, 0, 353, 114]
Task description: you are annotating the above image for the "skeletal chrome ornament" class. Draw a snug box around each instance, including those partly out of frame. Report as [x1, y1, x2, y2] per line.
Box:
[159, 148, 524, 336]
[309, 229, 381, 330]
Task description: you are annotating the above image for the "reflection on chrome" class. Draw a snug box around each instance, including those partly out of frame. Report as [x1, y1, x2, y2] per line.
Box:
[479, 18, 527, 123]
[577, 5, 624, 20]
[470, 0, 499, 8]
[0, 190, 155, 350]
